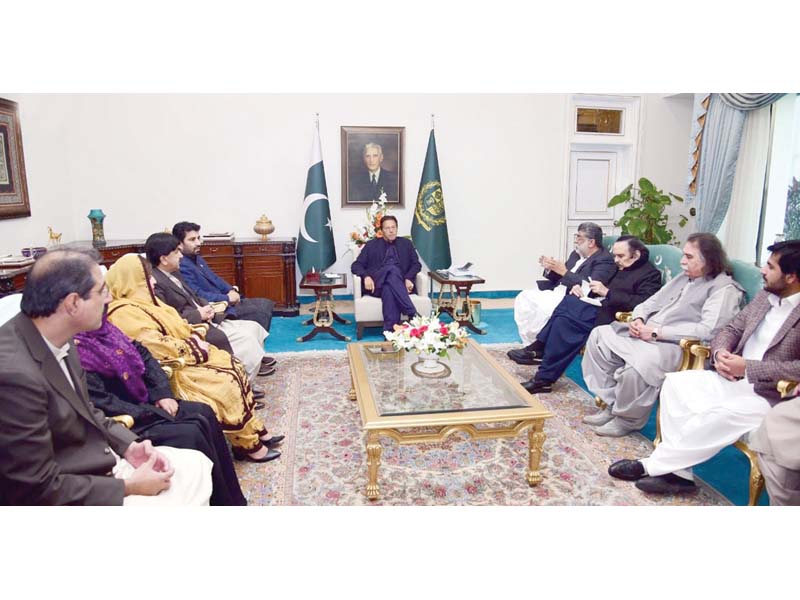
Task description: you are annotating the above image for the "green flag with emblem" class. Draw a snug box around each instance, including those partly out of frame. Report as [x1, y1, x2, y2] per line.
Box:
[411, 129, 451, 270]
[297, 123, 336, 274]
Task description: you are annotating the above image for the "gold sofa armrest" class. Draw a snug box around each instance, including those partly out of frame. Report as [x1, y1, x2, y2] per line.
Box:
[778, 380, 799, 399]
[189, 323, 210, 337]
[159, 357, 187, 380]
[111, 414, 135, 429]
[615, 311, 632, 323]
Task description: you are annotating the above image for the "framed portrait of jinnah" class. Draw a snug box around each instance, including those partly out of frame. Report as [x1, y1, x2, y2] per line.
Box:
[0, 98, 31, 220]
[341, 125, 404, 208]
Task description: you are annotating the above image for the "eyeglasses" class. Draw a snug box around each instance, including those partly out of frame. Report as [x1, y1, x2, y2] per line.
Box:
[573, 234, 588, 242]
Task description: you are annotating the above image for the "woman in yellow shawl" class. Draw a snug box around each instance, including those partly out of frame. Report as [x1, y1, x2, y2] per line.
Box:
[106, 254, 282, 462]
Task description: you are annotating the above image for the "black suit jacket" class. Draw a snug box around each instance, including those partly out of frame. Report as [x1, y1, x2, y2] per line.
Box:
[0, 313, 138, 505]
[595, 256, 662, 326]
[152, 268, 234, 354]
[351, 236, 421, 295]
[350, 168, 399, 203]
[538, 249, 616, 291]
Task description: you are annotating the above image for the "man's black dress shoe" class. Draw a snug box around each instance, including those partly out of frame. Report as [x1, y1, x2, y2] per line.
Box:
[258, 364, 276, 377]
[254, 401, 266, 410]
[232, 448, 281, 463]
[261, 356, 277, 367]
[635, 473, 697, 494]
[507, 348, 543, 365]
[608, 459, 646, 481]
[253, 387, 266, 400]
[521, 379, 552, 394]
[260, 435, 285, 448]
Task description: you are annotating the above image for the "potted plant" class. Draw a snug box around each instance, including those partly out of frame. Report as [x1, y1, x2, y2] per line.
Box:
[608, 177, 688, 244]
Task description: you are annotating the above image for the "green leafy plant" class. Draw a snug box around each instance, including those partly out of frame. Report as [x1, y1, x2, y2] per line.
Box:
[608, 177, 688, 244]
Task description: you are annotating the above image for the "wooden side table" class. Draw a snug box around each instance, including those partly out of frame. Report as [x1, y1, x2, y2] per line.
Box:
[428, 270, 487, 335]
[298, 274, 351, 342]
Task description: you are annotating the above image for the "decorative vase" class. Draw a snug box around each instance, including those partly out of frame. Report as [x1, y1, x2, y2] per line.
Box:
[253, 215, 275, 240]
[87, 209, 106, 247]
[410, 351, 451, 379]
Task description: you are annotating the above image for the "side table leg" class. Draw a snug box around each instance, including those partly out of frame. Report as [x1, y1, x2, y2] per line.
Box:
[526, 420, 546, 486]
[366, 431, 382, 500]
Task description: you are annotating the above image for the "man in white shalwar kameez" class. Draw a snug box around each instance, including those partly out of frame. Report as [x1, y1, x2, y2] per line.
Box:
[607, 240, 800, 495]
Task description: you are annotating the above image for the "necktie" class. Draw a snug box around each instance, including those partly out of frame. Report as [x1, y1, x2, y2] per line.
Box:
[371, 174, 377, 185]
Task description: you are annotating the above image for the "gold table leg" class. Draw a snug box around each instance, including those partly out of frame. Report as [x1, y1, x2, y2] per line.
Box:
[348, 372, 357, 401]
[526, 420, 546, 486]
[366, 431, 382, 500]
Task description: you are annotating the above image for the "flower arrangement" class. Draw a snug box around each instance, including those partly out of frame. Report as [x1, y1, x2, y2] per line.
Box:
[383, 314, 469, 358]
[348, 193, 388, 250]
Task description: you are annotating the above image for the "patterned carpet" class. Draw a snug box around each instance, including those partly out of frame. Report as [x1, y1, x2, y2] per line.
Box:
[236, 345, 730, 505]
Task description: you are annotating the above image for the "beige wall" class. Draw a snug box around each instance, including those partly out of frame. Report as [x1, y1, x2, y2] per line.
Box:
[0, 93, 692, 290]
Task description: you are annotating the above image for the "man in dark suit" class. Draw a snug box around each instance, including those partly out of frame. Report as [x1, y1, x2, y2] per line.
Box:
[145, 232, 275, 393]
[519, 235, 662, 394]
[0, 249, 212, 505]
[349, 142, 399, 203]
[173, 221, 274, 333]
[351, 215, 421, 331]
[509, 222, 616, 364]
[608, 240, 800, 495]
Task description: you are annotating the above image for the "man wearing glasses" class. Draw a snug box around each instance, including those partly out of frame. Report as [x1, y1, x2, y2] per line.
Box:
[508, 222, 615, 366]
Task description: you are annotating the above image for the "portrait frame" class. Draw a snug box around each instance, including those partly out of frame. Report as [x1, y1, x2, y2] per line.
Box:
[0, 98, 31, 220]
[341, 126, 404, 208]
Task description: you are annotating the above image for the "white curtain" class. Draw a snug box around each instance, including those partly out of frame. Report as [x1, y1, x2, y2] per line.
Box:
[717, 106, 772, 262]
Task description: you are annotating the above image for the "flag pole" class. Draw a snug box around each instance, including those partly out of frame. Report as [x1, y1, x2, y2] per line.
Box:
[315, 112, 320, 129]
[431, 113, 435, 130]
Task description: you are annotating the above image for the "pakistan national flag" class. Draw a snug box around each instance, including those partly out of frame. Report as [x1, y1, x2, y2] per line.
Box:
[297, 125, 336, 274]
[411, 129, 451, 270]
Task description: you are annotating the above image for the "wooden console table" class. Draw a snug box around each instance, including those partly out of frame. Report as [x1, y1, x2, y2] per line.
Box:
[1, 238, 300, 316]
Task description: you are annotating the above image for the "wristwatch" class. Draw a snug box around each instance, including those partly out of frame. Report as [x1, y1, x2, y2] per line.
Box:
[650, 328, 658, 341]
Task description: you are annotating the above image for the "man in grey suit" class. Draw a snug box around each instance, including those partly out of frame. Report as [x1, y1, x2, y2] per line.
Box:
[581, 233, 744, 437]
[0, 249, 212, 505]
[608, 240, 800, 495]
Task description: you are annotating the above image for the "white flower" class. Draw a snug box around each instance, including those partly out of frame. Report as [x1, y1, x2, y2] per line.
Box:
[383, 314, 469, 356]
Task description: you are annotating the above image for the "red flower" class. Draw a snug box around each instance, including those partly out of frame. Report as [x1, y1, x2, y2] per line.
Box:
[440, 326, 449, 335]
[419, 325, 428, 333]
[410, 328, 420, 338]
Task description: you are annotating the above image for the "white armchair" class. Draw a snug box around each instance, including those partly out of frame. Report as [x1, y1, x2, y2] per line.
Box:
[352, 270, 433, 339]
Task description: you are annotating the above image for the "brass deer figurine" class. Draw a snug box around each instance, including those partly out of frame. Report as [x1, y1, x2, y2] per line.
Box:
[47, 226, 62, 246]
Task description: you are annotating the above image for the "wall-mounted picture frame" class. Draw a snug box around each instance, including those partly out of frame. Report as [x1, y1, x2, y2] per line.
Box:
[0, 98, 31, 220]
[341, 125, 404, 208]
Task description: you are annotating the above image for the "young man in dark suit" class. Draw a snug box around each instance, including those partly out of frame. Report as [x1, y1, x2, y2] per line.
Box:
[172, 221, 275, 334]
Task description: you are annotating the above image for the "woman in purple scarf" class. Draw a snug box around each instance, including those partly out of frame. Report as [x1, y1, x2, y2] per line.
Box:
[75, 314, 248, 506]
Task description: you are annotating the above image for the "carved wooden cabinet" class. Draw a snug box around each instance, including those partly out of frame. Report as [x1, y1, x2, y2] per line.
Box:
[0, 267, 28, 297]
[10, 237, 302, 315]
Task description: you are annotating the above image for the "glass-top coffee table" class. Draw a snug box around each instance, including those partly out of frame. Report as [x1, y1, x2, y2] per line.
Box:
[346, 339, 553, 500]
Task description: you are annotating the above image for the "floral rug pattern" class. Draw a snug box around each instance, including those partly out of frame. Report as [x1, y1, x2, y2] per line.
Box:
[235, 346, 729, 506]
